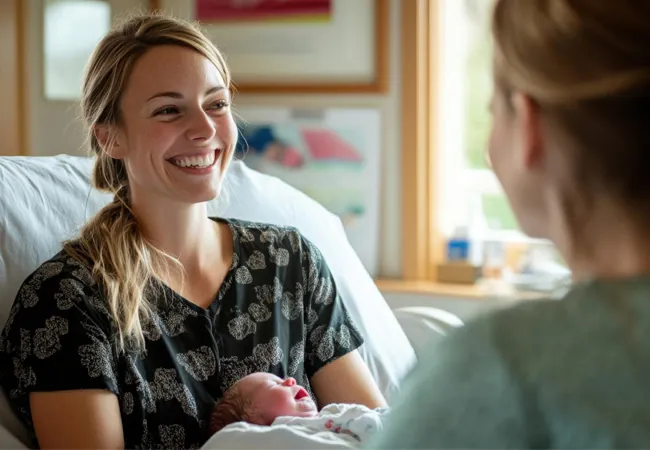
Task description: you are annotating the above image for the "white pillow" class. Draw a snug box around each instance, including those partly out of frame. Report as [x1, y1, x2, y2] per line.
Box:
[0, 155, 415, 403]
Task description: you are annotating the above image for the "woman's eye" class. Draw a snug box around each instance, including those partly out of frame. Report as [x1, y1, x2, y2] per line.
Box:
[208, 100, 229, 111]
[153, 106, 179, 116]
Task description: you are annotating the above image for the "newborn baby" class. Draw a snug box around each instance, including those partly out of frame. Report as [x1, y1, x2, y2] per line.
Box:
[209, 372, 385, 443]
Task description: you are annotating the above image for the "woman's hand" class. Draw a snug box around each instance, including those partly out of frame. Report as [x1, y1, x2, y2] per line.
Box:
[30, 389, 124, 449]
[310, 350, 387, 409]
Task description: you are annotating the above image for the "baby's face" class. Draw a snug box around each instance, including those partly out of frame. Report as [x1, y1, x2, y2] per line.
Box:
[238, 373, 318, 425]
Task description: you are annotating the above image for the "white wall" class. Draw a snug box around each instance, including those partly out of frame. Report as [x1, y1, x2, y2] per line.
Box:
[24, 0, 403, 280]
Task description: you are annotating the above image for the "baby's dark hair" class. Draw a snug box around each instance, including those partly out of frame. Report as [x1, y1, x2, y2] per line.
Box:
[209, 385, 254, 435]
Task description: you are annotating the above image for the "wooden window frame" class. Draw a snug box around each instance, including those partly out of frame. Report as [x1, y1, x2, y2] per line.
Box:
[377, 0, 505, 298]
[377, 2, 543, 300]
[400, 0, 441, 282]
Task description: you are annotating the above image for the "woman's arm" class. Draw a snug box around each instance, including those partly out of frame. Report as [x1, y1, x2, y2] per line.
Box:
[310, 350, 387, 409]
[297, 235, 387, 409]
[1, 260, 125, 449]
[30, 390, 124, 449]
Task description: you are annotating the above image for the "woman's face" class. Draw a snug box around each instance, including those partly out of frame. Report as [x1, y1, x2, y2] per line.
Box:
[105, 44, 238, 208]
[487, 80, 549, 239]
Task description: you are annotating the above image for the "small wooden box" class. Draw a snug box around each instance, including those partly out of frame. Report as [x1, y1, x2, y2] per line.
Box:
[436, 262, 482, 285]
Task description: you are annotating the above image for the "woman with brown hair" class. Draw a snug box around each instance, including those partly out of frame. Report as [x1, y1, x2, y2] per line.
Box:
[0, 13, 385, 450]
[369, 0, 650, 448]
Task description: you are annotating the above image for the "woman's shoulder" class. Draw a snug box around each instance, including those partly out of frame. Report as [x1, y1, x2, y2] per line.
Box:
[407, 296, 566, 381]
[4, 246, 109, 333]
[481, 277, 650, 342]
[218, 217, 311, 255]
[17, 246, 98, 296]
[447, 281, 649, 377]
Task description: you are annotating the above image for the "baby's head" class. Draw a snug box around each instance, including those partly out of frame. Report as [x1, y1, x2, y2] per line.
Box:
[209, 372, 318, 434]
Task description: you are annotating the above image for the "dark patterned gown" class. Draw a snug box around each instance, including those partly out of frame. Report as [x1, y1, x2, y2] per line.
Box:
[0, 218, 364, 449]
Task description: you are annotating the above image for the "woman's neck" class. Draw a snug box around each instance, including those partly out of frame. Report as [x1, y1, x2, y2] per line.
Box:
[551, 202, 650, 283]
[131, 196, 221, 272]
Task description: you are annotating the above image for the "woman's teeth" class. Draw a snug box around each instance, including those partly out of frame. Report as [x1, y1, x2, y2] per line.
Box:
[171, 152, 216, 168]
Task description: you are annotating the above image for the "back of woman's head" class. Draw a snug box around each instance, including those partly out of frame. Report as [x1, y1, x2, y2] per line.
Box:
[491, 0, 650, 215]
[64, 14, 231, 353]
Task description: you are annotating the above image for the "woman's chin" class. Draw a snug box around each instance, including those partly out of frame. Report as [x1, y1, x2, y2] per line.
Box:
[171, 184, 221, 205]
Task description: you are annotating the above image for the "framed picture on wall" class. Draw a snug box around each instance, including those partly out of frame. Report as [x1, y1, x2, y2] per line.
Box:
[233, 106, 382, 275]
[149, 0, 388, 94]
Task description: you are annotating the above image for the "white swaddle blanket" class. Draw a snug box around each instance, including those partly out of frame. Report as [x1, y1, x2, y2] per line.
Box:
[201, 404, 386, 450]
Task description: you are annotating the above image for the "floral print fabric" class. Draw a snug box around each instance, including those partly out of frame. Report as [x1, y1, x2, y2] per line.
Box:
[0, 218, 364, 449]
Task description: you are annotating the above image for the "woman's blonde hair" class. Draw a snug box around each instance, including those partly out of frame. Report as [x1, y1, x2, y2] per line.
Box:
[491, 0, 650, 217]
[63, 14, 231, 354]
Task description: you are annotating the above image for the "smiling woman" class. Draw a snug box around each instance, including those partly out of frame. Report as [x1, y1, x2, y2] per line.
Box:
[97, 44, 236, 207]
[0, 13, 385, 450]
[146, 85, 229, 173]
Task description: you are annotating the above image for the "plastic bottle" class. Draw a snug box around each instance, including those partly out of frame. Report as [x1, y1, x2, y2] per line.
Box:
[447, 226, 470, 261]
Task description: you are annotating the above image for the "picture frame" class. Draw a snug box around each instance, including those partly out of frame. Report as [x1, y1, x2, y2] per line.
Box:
[232, 106, 382, 276]
[149, 0, 388, 94]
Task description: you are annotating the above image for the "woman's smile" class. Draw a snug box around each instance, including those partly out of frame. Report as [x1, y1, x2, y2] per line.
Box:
[167, 149, 222, 175]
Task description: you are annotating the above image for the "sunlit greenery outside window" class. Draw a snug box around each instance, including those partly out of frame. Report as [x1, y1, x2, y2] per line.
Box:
[436, 0, 569, 289]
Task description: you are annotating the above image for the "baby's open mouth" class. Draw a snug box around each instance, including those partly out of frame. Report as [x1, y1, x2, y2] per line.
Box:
[294, 388, 309, 401]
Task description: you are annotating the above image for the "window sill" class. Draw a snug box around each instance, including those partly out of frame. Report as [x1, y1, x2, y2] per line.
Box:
[374, 278, 546, 301]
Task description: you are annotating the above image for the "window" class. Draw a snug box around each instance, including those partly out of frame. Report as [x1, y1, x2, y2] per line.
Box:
[434, 0, 568, 288]
[395, 0, 569, 291]
[437, 0, 517, 238]
[43, 0, 111, 100]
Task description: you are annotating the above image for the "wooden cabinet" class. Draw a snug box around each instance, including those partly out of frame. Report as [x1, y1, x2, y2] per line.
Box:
[0, 0, 25, 156]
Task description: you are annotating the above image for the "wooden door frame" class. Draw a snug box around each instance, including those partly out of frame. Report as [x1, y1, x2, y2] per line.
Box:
[0, 0, 27, 156]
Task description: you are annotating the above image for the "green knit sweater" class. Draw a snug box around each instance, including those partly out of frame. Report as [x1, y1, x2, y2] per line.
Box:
[367, 277, 650, 448]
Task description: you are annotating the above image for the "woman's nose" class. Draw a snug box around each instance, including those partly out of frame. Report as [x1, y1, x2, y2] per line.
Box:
[186, 110, 216, 142]
[282, 377, 296, 387]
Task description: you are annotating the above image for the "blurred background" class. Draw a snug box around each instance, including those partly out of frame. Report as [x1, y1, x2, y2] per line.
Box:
[0, 0, 568, 320]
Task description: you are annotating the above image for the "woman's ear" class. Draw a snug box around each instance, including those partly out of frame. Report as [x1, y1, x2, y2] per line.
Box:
[94, 124, 125, 159]
[512, 92, 544, 170]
